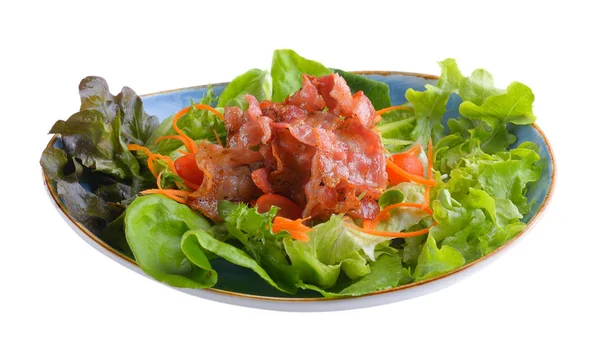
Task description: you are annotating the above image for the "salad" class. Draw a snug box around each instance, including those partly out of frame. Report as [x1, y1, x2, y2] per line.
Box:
[40, 49, 541, 297]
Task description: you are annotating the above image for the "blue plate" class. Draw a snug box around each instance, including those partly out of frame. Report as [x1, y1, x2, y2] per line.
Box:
[44, 72, 555, 311]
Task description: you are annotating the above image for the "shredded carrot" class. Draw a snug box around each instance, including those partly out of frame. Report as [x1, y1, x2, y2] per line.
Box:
[154, 155, 177, 174]
[345, 222, 432, 238]
[375, 105, 414, 116]
[404, 143, 422, 156]
[140, 189, 189, 204]
[272, 216, 313, 242]
[213, 129, 223, 147]
[127, 144, 153, 155]
[362, 219, 376, 230]
[172, 113, 198, 154]
[140, 171, 189, 202]
[370, 202, 433, 228]
[386, 159, 436, 187]
[166, 103, 223, 155]
[128, 144, 162, 177]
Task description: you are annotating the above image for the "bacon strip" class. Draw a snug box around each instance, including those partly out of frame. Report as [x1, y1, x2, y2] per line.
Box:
[188, 73, 387, 221]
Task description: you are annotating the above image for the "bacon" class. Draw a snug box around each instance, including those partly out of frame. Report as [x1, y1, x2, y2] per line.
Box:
[251, 167, 274, 194]
[188, 72, 387, 221]
[311, 73, 353, 118]
[285, 74, 326, 113]
[351, 91, 377, 128]
[187, 142, 263, 221]
[226, 95, 273, 148]
[310, 74, 377, 128]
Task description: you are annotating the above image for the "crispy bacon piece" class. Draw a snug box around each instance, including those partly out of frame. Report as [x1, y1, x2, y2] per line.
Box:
[187, 142, 263, 220]
[285, 74, 327, 113]
[188, 73, 387, 221]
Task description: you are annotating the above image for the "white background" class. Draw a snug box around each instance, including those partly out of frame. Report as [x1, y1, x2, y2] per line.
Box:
[1, 1, 598, 363]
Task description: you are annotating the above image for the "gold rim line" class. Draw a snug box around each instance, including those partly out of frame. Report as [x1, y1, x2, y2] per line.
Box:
[42, 71, 557, 303]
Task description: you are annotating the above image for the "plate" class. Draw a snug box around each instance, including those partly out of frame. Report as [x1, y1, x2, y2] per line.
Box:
[43, 71, 555, 311]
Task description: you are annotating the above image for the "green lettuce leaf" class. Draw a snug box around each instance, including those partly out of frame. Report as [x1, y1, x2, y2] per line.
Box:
[376, 182, 430, 232]
[146, 86, 225, 155]
[429, 190, 490, 262]
[217, 201, 299, 293]
[377, 110, 416, 153]
[283, 215, 384, 288]
[298, 253, 412, 297]
[414, 235, 465, 281]
[124, 195, 214, 289]
[460, 82, 536, 127]
[181, 229, 295, 294]
[437, 59, 502, 105]
[217, 68, 273, 109]
[271, 49, 331, 102]
[406, 85, 450, 144]
[431, 141, 540, 260]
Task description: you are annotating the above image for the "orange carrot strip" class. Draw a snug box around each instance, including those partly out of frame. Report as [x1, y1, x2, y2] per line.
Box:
[370, 202, 433, 228]
[386, 159, 436, 186]
[169, 104, 224, 155]
[213, 129, 223, 147]
[344, 223, 431, 238]
[128, 144, 157, 175]
[146, 155, 159, 177]
[153, 155, 177, 175]
[140, 189, 189, 204]
[191, 104, 224, 120]
[404, 143, 422, 156]
[272, 216, 313, 242]
[127, 144, 153, 155]
[363, 219, 376, 230]
[376, 105, 414, 116]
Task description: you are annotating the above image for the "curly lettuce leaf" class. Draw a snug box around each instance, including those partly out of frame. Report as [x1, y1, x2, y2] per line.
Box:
[217, 201, 299, 293]
[414, 235, 465, 281]
[437, 59, 502, 105]
[146, 86, 225, 155]
[42, 77, 157, 234]
[429, 190, 491, 262]
[407, 85, 450, 144]
[271, 49, 331, 102]
[217, 68, 273, 110]
[49, 110, 141, 181]
[431, 141, 540, 261]
[124, 195, 215, 289]
[78, 76, 158, 145]
[283, 215, 385, 288]
[298, 253, 412, 297]
[460, 82, 536, 127]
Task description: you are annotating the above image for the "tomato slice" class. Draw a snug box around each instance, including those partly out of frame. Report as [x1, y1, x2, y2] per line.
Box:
[386, 153, 424, 185]
[255, 193, 303, 220]
[174, 153, 204, 187]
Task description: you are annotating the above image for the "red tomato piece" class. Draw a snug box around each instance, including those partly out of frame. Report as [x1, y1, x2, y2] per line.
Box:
[255, 193, 303, 220]
[174, 153, 204, 186]
[386, 153, 424, 185]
